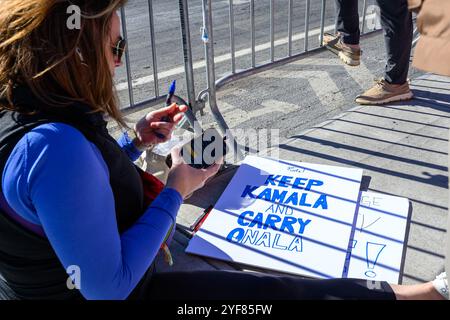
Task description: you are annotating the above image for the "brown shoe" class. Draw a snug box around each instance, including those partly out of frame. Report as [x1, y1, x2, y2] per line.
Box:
[322, 32, 361, 66]
[355, 79, 414, 105]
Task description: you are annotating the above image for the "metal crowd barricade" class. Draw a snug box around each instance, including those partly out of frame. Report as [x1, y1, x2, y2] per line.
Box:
[117, 0, 377, 157]
[212, 0, 375, 95]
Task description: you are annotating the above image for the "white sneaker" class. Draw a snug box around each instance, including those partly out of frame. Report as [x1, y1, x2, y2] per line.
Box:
[432, 272, 449, 300]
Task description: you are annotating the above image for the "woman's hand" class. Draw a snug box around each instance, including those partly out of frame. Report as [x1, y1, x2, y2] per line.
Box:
[166, 147, 223, 199]
[133, 103, 188, 149]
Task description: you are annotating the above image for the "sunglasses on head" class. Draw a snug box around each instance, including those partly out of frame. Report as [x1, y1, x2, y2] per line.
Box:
[111, 36, 127, 63]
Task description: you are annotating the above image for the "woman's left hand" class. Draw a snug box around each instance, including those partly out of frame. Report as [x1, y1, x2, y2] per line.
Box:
[134, 103, 188, 149]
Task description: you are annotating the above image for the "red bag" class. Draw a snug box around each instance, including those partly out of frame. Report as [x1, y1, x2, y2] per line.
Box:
[138, 168, 165, 208]
[137, 167, 174, 266]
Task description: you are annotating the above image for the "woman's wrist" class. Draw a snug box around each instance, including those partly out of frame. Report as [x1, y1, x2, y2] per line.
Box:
[165, 182, 184, 199]
[128, 129, 155, 152]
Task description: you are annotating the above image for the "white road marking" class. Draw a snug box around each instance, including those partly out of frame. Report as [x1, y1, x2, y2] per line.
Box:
[198, 57, 374, 129]
[292, 57, 376, 89]
[259, 68, 346, 107]
[203, 96, 301, 128]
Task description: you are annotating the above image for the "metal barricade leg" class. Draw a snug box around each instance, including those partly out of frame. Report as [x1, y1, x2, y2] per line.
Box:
[148, 0, 159, 97]
[229, 0, 236, 74]
[178, 0, 203, 134]
[270, 0, 275, 62]
[319, 0, 327, 47]
[250, 0, 256, 68]
[201, 0, 243, 161]
[120, 7, 134, 107]
[361, 0, 368, 35]
[304, 0, 311, 52]
[288, 0, 293, 57]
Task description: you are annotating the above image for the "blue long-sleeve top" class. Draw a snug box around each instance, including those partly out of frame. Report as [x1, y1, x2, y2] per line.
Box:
[1, 122, 183, 300]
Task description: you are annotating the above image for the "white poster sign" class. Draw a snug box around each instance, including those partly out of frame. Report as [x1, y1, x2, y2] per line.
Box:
[346, 191, 410, 284]
[186, 156, 363, 279]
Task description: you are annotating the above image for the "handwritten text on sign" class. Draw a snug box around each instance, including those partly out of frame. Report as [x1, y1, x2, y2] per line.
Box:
[226, 174, 329, 252]
[186, 156, 364, 279]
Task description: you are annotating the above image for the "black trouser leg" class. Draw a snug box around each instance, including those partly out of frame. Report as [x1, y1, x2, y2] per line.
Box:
[376, 0, 413, 84]
[141, 270, 396, 300]
[335, 0, 360, 45]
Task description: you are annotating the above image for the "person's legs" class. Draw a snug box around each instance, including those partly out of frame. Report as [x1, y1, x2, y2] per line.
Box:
[335, 0, 360, 45]
[141, 270, 396, 300]
[323, 0, 362, 66]
[355, 0, 413, 105]
[376, 0, 413, 85]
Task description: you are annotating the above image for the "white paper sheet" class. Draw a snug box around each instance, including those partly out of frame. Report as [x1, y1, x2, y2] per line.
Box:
[346, 191, 410, 284]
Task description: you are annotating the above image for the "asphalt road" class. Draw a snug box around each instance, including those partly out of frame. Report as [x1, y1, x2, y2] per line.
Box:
[112, 0, 422, 143]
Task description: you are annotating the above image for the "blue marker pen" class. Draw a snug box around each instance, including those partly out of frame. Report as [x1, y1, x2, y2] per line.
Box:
[165, 80, 177, 107]
[155, 80, 176, 139]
